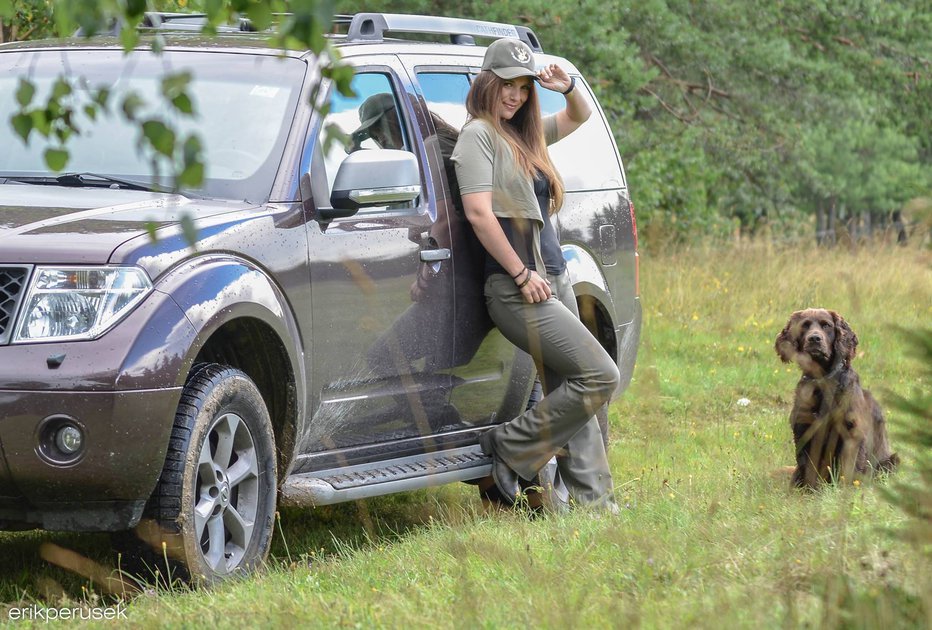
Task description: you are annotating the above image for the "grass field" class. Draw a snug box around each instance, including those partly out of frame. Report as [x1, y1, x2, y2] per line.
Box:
[1, 242, 930, 628]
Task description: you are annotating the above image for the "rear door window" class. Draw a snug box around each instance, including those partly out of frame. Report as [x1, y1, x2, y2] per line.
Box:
[416, 70, 623, 192]
[416, 72, 471, 131]
[536, 79, 626, 191]
[414, 70, 471, 207]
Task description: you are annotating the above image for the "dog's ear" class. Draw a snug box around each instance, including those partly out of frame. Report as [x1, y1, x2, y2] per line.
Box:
[830, 310, 858, 367]
[775, 312, 799, 363]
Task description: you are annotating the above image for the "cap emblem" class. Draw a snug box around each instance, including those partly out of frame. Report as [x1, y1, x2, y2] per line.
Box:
[511, 45, 531, 64]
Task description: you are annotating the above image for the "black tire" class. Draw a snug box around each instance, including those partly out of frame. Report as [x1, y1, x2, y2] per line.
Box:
[114, 364, 277, 585]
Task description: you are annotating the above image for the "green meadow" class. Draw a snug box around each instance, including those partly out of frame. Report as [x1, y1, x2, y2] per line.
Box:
[2, 242, 929, 628]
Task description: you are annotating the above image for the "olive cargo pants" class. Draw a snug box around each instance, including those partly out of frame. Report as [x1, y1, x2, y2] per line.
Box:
[484, 272, 618, 505]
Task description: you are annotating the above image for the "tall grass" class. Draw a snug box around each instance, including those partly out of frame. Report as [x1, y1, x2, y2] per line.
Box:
[1, 242, 929, 628]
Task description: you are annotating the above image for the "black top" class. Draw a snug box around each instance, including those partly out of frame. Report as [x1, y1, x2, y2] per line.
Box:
[485, 172, 566, 279]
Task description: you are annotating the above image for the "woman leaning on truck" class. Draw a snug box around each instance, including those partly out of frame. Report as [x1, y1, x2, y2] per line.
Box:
[451, 38, 620, 512]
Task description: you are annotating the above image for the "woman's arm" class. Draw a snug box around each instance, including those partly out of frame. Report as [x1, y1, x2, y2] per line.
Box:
[461, 191, 552, 303]
[537, 63, 592, 140]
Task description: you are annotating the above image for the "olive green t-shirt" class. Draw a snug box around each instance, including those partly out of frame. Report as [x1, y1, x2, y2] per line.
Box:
[451, 116, 559, 224]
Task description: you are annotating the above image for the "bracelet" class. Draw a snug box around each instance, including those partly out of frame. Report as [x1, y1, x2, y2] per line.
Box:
[511, 266, 528, 280]
[562, 77, 576, 95]
[517, 268, 532, 289]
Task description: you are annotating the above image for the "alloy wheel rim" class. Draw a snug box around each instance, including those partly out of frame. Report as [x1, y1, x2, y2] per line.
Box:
[193, 412, 260, 574]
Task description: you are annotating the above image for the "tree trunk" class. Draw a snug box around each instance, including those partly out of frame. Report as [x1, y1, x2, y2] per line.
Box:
[848, 210, 861, 245]
[893, 210, 908, 244]
[837, 204, 855, 249]
[816, 201, 827, 246]
[827, 197, 837, 247]
[877, 210, 892, 243]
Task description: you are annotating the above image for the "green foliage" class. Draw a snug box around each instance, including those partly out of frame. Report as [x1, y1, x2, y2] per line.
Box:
[883, 327, 932, 560]
[42, 147, 67, 171]
[0, 0, 53, 43]
[334, 0, 931, 246]
[608, 0, 931, 244]
[4, 1, 930, 243]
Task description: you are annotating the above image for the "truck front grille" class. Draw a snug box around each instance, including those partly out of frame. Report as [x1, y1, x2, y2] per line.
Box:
[0, 266, 30, 345]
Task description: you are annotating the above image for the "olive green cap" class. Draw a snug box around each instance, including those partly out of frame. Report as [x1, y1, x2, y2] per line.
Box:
[481, 38, 537, 80]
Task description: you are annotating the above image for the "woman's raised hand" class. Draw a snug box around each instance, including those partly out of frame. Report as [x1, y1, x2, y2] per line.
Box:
[536, 64, 571, 94]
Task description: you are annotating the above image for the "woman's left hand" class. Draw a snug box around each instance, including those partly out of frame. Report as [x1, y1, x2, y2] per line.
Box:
[537, 64, 571, 93]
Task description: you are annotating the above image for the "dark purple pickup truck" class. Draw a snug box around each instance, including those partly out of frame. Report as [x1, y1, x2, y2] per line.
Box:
[0, 13, 640, 582]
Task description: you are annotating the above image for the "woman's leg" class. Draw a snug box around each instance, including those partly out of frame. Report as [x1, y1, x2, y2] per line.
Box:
[483, 273, 619, 500]
[539, 273, 615, 505]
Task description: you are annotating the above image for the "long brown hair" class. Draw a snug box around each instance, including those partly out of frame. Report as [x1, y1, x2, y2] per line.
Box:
[465, 70, 565, 213]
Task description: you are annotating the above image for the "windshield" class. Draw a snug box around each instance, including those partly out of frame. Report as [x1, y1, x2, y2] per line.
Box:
[0, 48, 306, 202]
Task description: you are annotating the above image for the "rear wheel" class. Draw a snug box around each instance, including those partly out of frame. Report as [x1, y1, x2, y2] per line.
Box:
[114, 364, 277, 585]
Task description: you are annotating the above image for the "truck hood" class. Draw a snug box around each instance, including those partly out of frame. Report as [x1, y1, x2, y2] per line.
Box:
[0, 184, 254, 264]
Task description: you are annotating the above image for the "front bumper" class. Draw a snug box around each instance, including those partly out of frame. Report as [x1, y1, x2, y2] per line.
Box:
[0, 291, 197, 531]
[0, 387, 181, 531]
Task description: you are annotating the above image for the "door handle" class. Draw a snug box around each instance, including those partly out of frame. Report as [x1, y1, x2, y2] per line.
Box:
[419, 248, 451, 262]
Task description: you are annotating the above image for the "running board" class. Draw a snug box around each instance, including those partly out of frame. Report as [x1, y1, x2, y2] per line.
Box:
[279, 445, 491, 507]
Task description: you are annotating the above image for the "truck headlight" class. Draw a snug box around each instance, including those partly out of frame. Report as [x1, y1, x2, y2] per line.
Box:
[13, 267, 152, 342]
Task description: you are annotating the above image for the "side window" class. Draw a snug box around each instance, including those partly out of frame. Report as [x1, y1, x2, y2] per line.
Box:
[316, 72, 412, 206]
[417, 72, 471, 131]
[416, 71, 624, 193]
[415, 72, 471, 205]
[537, 80, 625, 191]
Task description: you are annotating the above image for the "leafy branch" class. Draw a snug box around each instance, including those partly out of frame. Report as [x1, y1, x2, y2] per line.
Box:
[638, 54, 731, 124]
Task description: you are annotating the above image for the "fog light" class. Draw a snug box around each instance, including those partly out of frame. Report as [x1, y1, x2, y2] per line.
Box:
[36, 415, 87, 465]
[55, 425, 84, 454]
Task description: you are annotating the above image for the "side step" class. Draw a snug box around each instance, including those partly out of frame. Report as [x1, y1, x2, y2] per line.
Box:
[279, 445, 491, 507]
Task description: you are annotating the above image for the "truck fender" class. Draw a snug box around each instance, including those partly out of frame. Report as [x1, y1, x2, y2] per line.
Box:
[149, 255, 306, 428]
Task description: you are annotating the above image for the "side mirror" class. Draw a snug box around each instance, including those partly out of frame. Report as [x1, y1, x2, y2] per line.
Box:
[327, 149, 421, 218]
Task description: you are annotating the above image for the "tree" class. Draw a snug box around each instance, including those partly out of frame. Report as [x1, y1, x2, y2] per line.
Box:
[0, 0, 53, 43]
[4, 0, 930, 245]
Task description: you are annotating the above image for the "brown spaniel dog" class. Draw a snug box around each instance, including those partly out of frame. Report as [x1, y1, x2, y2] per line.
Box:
[775, 308, 898, 489]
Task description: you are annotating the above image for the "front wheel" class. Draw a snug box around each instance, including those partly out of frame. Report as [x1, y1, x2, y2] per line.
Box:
[116, 364, 277, 585]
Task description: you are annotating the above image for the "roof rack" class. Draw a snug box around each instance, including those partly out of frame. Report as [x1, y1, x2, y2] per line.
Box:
[76, 11, 246, 36]
[139, 12, 257, 33]
[78, 11, 544, 51]
[340, 13, 543, 52]
[140, 12, 209, 30]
